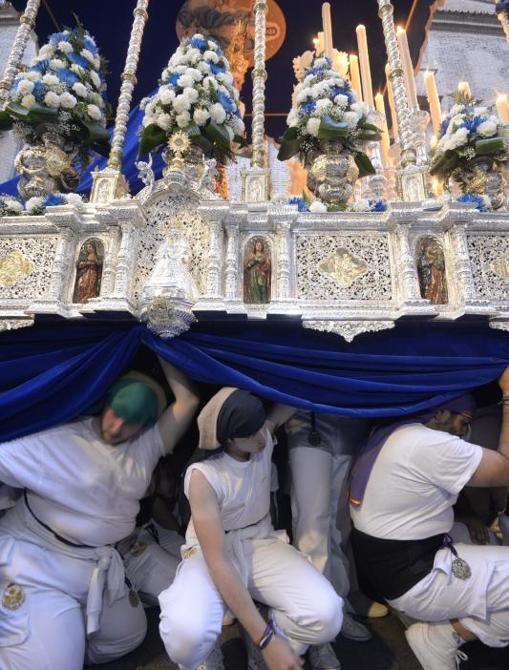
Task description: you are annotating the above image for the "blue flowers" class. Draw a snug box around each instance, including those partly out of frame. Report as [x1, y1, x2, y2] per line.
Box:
[457, 193, 489, 211]
[190, 35, 208, 50]
[44, 194, 66, 207]
[299, 100, 316, 115]
[167, 72, 180, 86]
[460, 115, 486, 135]
[83, 37, 98, 54]
[33, 59, 49, 73]
[57, 68, 79, 85]
[210, 62, 225, 75]
[217, 91, 236, 114]
[369, 199, 387, 212]
[68, 52, 89, 69]
[49, 31, 69, 44]
[288, 196, 310, 212]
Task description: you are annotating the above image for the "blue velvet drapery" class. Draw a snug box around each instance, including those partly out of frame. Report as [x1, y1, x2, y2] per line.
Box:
[0, 321, 508, 443]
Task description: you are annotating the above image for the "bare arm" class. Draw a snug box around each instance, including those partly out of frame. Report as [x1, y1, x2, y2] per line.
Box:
[156, 356, 200, 454]
[266, 403, 297, 434]
[468, 366, 509, 487]
[189, 470, 302, 670]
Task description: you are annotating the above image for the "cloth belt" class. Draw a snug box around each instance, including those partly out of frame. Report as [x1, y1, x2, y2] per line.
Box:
[8, 496, 126, 636]
[351, 527, 445, 601]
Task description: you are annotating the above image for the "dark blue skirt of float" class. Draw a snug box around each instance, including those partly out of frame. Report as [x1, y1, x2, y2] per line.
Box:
[0, 320, 508, 442]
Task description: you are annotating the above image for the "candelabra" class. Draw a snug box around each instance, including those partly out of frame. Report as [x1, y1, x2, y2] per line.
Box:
[377, 0, 427, 201]
[90, 0, 150, 203]
[241, 0, 270, 202]
[0, 0, 40, 101]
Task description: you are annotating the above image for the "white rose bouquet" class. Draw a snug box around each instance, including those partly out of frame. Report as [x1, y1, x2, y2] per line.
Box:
[278, 55, 381, 176]
[139, 33, 245, 164]
[430, 93, 507, 181]
[2, 22, 109, 163]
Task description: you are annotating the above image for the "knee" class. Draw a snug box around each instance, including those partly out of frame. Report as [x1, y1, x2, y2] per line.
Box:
[312, 592, 344, 644]
[159, 603, 219, 668]
[86, 606, 147, 664]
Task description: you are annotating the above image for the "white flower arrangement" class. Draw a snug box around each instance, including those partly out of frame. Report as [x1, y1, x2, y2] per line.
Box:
[0, 192, 84, 217]
[4, 24, 110, 164]
[278, 55, 381, 177]
[139, 33, 245, 163]
[430, 94, 507, 179]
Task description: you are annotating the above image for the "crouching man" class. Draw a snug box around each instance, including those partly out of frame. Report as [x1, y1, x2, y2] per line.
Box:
[159, 388, 343, 670]
[350, 367, 509, 670]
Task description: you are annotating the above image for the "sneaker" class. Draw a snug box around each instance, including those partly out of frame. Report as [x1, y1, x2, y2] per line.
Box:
[308, 642, 341, 670]
[195, 641, 225, 670]
[405, 622, 468, 670]
[340, 613, 372, 641]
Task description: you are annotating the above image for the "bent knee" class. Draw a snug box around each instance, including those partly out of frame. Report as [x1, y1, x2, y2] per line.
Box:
[86, 612, 147, 664]
[312, 592, 344, 643]
[159, 609, 219, 667]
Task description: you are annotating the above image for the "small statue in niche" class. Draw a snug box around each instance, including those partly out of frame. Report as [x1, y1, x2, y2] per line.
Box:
[417, 237, 448, 305]
[73, 238, 103, 303]
[243, 237, 271, 304]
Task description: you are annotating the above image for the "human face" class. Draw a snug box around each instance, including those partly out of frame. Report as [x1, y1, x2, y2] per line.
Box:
[428, 409, 471, 437]
[100, 405, 144, 445]
[226, 426, 266, 461]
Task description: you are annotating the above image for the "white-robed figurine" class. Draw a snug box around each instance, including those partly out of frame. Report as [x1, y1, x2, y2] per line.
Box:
[0, 358, 199, 670]
[159, 387, 343, 670]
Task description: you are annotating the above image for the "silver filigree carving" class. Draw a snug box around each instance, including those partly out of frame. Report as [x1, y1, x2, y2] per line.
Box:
[0, 237, 57, 300]
[467, 234, 509, 301]
[303, 319, 395, 342]
[318, 248, 368, 288]
[296, 234, 391, 301]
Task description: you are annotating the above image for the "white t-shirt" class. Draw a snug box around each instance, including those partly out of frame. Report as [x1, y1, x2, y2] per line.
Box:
[350, 423, 483, 540]
[0, 417, 164, 546]
[183, 423, 273, 546]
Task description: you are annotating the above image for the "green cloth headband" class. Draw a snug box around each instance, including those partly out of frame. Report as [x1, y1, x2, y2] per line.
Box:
[106, 378, 159, 426]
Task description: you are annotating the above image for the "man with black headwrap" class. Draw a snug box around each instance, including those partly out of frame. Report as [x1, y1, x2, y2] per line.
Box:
[350, 369, 509, 670]
[159, 387, 343, 670]
[0, 357, 199, 670]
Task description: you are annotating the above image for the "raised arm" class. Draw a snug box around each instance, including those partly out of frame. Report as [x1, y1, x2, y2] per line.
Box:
[468, 366, 509, 487]
[266, 403, 297, 434]
[156, 356, 200, 454]
[189, 470, 302, 670]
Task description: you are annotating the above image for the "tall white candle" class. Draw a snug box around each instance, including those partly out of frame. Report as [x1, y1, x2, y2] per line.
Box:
[356, 24, 374, 107]
[385, 63, 399, 142]
[322, 3, 333, 59]
[423, 70, 442, 135]
[396, 26, 418, 109]
[457, 81, 471, 98]
[496, 94, 509, 123]
[349, 54, 362, 100]
[375, 92, 391, 167]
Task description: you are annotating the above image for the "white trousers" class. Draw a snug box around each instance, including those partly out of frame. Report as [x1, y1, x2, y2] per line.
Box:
[0, 504, 147, 670]
[159, 537, 343, 670]
[289, 445, 353, 600]
[122, 525, 182, 606]
[389, 543, 509, 648]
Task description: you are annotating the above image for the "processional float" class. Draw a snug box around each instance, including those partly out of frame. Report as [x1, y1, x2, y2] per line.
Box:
[0, 0, 509, 342]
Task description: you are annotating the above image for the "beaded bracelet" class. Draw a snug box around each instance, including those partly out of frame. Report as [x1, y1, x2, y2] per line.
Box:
[256, 621, 275, 650]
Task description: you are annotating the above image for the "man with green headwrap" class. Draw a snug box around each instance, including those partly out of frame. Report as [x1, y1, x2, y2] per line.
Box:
[0, 356, 199, 670]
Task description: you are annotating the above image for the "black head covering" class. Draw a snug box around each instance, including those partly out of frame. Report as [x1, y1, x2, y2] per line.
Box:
[216, 389, 266, 443]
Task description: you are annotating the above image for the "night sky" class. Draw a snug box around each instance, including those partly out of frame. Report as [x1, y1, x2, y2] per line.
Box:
[10, 0, 435, 138]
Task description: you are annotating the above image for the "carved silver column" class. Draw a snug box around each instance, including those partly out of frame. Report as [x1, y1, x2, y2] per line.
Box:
[241, 0, 270, 202]
[275, 220, 292, 301]
[224, 222, 240, 302]
[100, 228, 122, 297]
[0, 0, 40, 101]
[113, 222, 135, 300]
[205, 220, 224, 300]
[448, 223, 485, 309]
[90, 0, 150, 203]
[393, 223, 430, 310]
[377, 0, 426, 201]
[49, 227, 74, 304]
